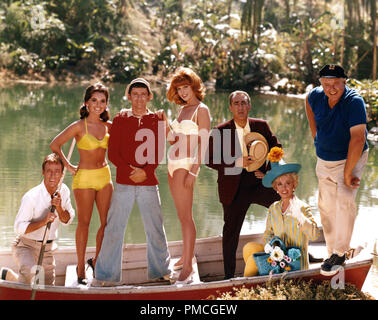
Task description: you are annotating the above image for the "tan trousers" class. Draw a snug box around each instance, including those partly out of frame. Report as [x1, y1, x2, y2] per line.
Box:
[315, 150, 368, 257]
[12, 236, 56, 286]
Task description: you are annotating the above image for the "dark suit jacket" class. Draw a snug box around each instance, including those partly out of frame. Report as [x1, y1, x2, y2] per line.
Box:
[205, 118, 281, 205]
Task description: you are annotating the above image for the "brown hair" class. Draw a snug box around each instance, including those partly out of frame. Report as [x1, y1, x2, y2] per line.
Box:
[42, 153, 64, 172]
[166, 67, 205, 105]
[80, 82, 110, 122]
[272, 172, 299, 191]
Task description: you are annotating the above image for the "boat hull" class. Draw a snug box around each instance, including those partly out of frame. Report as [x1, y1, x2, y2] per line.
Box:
[0, 259, 372, 300]
[0, 232, 372, 300]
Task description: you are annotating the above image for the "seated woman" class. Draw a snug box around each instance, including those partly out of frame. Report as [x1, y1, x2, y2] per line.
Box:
[243, 147, 320, 277]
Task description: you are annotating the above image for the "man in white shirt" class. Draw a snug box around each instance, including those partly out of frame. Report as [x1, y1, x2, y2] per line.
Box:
[12, 153, 75, 285]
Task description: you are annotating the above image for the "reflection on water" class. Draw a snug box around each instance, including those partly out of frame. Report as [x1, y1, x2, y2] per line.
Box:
[0, 83, 377, 295]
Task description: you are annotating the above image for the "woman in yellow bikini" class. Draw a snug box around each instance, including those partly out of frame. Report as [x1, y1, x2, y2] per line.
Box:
[50, 83, 113, 284]
[160, 68, 211, 284]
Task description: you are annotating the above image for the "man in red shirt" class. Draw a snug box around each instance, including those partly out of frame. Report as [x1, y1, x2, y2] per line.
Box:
[93, 78, 171, 286]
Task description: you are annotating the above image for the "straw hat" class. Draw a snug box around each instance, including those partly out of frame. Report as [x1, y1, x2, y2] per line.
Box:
[244, 132, 269, 172]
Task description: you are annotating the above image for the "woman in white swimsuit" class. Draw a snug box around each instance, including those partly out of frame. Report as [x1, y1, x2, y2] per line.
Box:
[162, 68, 211, 283]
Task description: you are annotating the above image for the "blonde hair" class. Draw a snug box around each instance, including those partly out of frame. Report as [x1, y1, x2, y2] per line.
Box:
[272, 172, 299, 191]
[166, 67, 206, 105]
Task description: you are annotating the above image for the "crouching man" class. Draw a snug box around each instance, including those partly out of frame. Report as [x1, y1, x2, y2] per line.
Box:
[12, 153, 75, 285]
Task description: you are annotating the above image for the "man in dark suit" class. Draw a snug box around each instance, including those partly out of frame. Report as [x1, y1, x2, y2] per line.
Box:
[206, 90, 281, 279]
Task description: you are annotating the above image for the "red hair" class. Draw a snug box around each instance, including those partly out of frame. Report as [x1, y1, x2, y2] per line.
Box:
[166, 67, 206, 105]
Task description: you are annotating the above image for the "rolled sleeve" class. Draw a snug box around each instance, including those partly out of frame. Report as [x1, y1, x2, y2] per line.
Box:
[60, 184, 75, 225]
[14, 194, 32, 235]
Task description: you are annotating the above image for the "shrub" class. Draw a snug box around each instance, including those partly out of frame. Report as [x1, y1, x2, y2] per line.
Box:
[348, 79, 378, 128]
[105, 36, 149, 83]
[9, 48, 45, 75]
[215, 42, 273, 90]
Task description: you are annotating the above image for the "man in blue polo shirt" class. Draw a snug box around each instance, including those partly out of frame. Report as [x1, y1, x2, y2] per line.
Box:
[305, 64, 368, 276]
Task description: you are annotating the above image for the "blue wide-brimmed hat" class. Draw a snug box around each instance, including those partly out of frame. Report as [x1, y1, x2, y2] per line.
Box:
[262, 147, 301, 188]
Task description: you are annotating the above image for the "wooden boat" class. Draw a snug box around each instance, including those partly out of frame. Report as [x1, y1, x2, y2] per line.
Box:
[0, 231, 373, 300]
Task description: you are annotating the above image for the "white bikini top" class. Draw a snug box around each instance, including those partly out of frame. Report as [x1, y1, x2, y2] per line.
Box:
[170, 104, 200, 135]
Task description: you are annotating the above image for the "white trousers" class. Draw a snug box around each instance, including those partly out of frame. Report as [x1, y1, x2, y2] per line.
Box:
[315, 150, 368, 256]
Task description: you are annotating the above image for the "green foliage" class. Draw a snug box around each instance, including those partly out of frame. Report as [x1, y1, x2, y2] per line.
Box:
[348, 79, 378, 127]
[215, 39, 272, 90]
[152, 42, 191, 77]
[0, 0, 133, 76]
[0, 0, 375, 86]
[9, 47, 46, 75]
[105, 36, 149, 83]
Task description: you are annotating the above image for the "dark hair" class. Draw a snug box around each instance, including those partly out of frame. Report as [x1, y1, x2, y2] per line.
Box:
[79, 82, 110, 122]
[42, 153, 64, 172]
[127, 82, 150, 95]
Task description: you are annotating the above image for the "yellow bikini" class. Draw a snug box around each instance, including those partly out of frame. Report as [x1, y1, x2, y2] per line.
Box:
[73, 118, 111, 191]
[72, 166, 111, 191]
[76, 118, 109, 150]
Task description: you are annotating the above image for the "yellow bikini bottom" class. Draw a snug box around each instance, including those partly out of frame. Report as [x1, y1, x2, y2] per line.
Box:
[72, 166, 111, 191]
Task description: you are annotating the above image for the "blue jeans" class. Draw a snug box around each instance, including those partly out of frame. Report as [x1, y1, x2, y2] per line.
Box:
[95, 183, 171, 282]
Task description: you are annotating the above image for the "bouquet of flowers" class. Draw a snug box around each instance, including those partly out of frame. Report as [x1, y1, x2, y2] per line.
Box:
[264, 243, 301, 275]
[252, 236, 302, 276]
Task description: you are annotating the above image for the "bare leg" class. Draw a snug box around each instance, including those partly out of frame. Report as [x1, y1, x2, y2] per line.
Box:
[93, 183, 113, 264]
[74, 189, 96, 279]
[168, 169, 196, 281]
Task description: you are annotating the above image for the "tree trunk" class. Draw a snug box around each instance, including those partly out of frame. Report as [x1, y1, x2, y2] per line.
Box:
[371, 0, 377, 79]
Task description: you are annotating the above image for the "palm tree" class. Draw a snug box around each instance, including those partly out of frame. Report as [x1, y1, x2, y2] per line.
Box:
[367, 0, 376, 79]
[344, 0, 376, 79]
[240, 0, 265, 41]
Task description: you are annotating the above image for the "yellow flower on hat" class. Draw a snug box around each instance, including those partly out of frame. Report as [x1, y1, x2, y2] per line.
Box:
[267, 147, 284, 163]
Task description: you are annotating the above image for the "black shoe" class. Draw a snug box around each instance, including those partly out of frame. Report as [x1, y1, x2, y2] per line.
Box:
[320, 254, 346, 276]
[309, 253, 324, 263]
[78, 277, 88, 285]
[1, 267, 7, 280]
[87, 258, 95, 275]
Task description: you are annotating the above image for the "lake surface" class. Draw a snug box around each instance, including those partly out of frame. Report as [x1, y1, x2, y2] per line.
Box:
[0, 83, 376, 296]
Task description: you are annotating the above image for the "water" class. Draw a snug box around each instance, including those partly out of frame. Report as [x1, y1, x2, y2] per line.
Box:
[0, 83, 377, 296]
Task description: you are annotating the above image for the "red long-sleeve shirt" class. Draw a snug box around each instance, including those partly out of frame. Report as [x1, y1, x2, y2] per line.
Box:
[108, 110, 166, 186]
